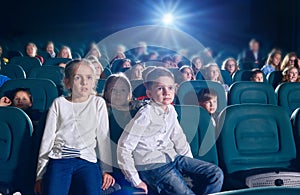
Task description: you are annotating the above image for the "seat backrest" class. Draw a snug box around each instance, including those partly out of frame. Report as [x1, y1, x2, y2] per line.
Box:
[176, 80, 227, 113]
[96, 79, 106, 95]
[9, 56, 42, 75]
[267, 71, 283, 89]
[290, 108, 300, 167]
[28, 66, 65, 95]
[101, 66, 112, 79]
[221, 70, 233, 86]
[0, 78, 58, 111]
[130, 79, 147, 99]
[211, 186, 300, 195]
[0, 64, 26, 79]
[175, 105, 218, 165]
[228, 81, 277, 105]
[4, 50, 23, 60]
[232, 70, 266, 83]
[217, 104, 296, 175]
[275, 82, 300, 116]
[43, 57, 72, 66]
[0, 107, 35, 194]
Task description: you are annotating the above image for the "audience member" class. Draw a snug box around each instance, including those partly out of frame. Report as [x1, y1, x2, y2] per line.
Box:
[85, 42, 102, 60]
[191, 55, 203, 75]
[198, 88, 218, 127]
[239, 38, 264, 68]
[250, 68, 264, 82]
[46, 41, 56, 58]
[127, 61, 145, 80]
[221, 57, 239, 76]
[57, 45, 72, 68]
[133, 41, 148, 61]
[178, 65, 195, 83]
[280, 52, 299, 70]
[261, 50, 282, 75]
[204, 63, 229, 92]
[111, 58, 131, 73]
[25, 42, 44, 64]
[282, 66, 300, 83]
[161, 55, 175, 68]
[34, 59, 115, 195]
[117, 67, 223, 194]
[87, 55, 104, 80]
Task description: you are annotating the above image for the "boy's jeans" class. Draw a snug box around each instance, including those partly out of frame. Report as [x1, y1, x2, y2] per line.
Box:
[139, 155, 223, 195]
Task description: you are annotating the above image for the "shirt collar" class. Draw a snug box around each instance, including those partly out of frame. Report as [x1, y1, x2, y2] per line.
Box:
[149, 101, 169, 118]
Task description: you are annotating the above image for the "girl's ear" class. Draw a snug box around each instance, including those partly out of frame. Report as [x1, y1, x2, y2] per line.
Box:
[64, 78, 71, 89]
[146, 89, 152, 99]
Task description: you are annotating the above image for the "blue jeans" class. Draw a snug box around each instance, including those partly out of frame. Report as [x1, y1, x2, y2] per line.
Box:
[43, 158, 102, 195]
[139, 155, 223, 195]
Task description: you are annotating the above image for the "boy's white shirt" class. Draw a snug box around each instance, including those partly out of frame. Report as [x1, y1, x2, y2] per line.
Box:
[36, 95, 112, 180]
[117, 101, 193, 186]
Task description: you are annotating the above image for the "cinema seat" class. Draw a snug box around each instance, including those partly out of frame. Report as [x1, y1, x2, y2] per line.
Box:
[0, 107, 35, 195]
[232, 70, 266, 83]
[0, 64, 26, 79]
[175, 105, 219, 165]
[228, 81, 277, 105]
[210, 186, 300, 195]
[290, 108, 300, 169]
[217, 104, 299, 190]
[266, 71, 283, 89]
[43, 57, 72, 66]
[275, 82, 300, 116]
[176, 80, 227, 113]
[9, 56, 42, 75]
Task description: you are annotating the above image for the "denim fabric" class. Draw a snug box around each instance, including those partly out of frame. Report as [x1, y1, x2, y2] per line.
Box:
[139, 155, 223, 195]
[43, 158, 102, 195]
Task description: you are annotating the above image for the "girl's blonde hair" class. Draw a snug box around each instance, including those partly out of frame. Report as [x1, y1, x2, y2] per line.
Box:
[204, 63, 224, 84]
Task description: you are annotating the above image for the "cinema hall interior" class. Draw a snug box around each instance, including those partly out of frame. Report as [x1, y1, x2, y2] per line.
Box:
[1, 0, 300, 194]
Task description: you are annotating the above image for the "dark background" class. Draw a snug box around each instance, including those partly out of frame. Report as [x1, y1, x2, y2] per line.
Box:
[1, 0, 299, 58]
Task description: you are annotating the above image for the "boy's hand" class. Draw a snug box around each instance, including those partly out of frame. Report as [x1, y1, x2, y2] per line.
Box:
[34, 179, 43, 195]
[102, 172, 115, 190]
[0, 96, 11, 106]
[136, 181, 148, 194]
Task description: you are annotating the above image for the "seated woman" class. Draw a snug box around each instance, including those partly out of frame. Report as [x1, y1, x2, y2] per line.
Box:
[178, 65, 195, 84]
[282, 66, 300, 83]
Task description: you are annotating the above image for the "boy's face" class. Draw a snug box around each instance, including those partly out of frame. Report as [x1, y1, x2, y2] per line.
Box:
[146, 76, 175, 110]
[13, 91, 32, 110]
[199, 96, 217, 114]
[252, 73, 264, 82]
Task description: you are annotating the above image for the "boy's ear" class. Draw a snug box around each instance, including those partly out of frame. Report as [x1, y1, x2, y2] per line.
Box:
[146, 89, 152, 99]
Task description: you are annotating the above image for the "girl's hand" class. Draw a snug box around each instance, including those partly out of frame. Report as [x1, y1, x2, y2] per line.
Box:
[34, 179, 43, 195]
[0, 96, 11, 107]
[102, 172, 115, 190]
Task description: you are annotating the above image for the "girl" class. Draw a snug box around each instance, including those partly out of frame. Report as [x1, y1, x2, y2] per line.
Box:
[127, 62, 145, 80]
[280, 52, 299, 71]
[261, 50, 282, 75]
[204, 63, 229, 92]
[25, 42, 44, 64]
[179, 65, 195, 83]
[221, 57, 239, 76]
[34, 59, 115, 195]
[282, 66, 300, 83]
[191, 55, 203, 75]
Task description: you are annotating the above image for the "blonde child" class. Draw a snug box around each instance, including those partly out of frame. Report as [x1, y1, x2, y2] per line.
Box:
[204, 63, 229, 92]
[34, 59, 115, 195]
[117, 67, 223, 194]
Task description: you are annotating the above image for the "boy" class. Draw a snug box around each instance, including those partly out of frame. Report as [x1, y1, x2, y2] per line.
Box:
[117, 67, 223, 194]
[250, 68, 264, 82]
[198, 88, 218, 127]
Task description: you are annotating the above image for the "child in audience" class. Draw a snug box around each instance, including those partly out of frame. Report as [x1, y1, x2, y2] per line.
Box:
[222, 57, 239, 76]
[117, 67, 223, 195]
[127, 61, 145, 80]
[34, 59, 115, 195]
[250, 68, 264, 82]
[198, 88, 218, 127]
[261, 50, 282, 75]
[191, 55, 203, 75]
[280, 52, 299, 71]
[25, 42, 44, 64]
[282, 66, 300, 83]
[46, 41, 56, 58]
[179, 65, 195, 83]
[87, 55, 104, 80]
[204, 63, 229, 92]
[57, 45, 72, 68]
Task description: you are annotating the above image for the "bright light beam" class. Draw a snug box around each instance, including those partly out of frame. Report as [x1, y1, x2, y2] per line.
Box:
[162, 13, 174, 25]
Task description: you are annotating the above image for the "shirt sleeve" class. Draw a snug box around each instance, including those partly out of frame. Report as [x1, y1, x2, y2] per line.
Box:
[96, 98, 113, 173]
[36, 100, 58, 181]
[171, 113, 193, 158]
[117, 110, 149, 187]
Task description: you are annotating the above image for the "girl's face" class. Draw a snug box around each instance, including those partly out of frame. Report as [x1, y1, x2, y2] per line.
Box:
[61, 48, 70, 58]
[199, 96, 217, 114]
[91, 48, 101, 58]
[93, 62, 102, 79]
[106, 80, 130, 108]
[68, 64, 96, 102]
[194, 58, 202, 69]
[181, 67, 193, 81]
[122, 61, 131, 68]
[288, 56, 297, 66]
[132, 64, 144, 80]
[13, 91, 32, 110]
[272, 54, 281, 66]
[26, 44, 37, 57]
[226, 60, 236, 74]
[288, 67, 299, 82]
[207, 66, 220, 81]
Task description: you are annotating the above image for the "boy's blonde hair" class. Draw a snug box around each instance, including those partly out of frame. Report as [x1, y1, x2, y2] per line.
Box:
[144, 67, 174, 90]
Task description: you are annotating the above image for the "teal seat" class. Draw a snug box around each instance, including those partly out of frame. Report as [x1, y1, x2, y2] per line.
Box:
[221, 70, 233, 86]
[0, 78, 58, 111]
[43, 57, 72, 66]
[101, 66, 112, 79]
[0, 64, 26, 79]
[266, 71, 283, 89]
[9, 56, 42, 75]
[96, 79, 106, 95]
[0, 107, 35, 194]
[290, 108, 300, 169]
[232, 70, 266, 83]
[217, 104, 298, 190]
[130, 79, 147, 99]
[175, 105, 218, 165]
[28, 65, 65, 95]
[275, 82, 300, 116]
[210, 186, 300, 195]
[176, 80, 227, 113]
[228, 81, 277, 105]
